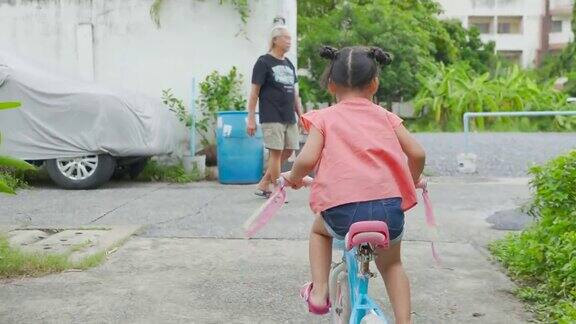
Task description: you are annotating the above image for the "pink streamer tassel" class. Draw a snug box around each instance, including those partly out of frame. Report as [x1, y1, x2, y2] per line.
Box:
[244, 185, 287, 238]
[421, 189, 437, 228]
[431, 242, 441, 264]
[420, 186, 441, 264]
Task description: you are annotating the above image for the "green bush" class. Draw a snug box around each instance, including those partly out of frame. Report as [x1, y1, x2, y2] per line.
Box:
[490, 150, 576, 322]
[413, 62, 573, 132]
[196, 67, 246, 147]
[0, 102, 36, 194]
[162, 88, 193, 128]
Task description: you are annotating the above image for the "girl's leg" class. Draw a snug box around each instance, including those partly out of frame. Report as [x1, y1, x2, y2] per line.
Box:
[309, 214, 333, 306]
[375, 243, 412, 324]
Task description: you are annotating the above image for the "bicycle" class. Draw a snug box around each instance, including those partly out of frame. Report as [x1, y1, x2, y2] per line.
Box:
[244, 177, 437, 324]
[329, 179, 437, 324]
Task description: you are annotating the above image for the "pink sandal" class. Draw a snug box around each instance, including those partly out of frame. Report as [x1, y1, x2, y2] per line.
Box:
[299, 282, 331, 315]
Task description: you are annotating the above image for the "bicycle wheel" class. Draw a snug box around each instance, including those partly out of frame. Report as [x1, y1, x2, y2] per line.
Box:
[360, 312, 387, 324]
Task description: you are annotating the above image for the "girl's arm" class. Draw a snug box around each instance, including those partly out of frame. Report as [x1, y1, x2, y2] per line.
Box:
[395, 125, 426, 184]
[286, 126, 324, 188]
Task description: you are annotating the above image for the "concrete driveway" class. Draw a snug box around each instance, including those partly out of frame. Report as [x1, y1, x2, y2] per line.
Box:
[0, 177, 533, 323]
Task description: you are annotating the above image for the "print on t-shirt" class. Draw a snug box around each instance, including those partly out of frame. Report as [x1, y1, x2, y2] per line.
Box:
[272, 65, 295, 86]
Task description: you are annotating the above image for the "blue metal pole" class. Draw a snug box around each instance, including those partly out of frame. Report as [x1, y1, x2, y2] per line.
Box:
[190, 77, 196, 156]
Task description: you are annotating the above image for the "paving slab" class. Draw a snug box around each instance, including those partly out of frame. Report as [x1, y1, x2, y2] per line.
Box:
[0, 225, 18, 235]
[3, 225, 144, 263]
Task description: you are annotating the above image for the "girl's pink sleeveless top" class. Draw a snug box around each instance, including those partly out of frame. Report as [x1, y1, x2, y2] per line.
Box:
[301, 97, 417, 213]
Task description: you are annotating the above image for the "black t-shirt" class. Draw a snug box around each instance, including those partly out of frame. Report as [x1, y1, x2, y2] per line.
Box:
[251, 54, 297, 124]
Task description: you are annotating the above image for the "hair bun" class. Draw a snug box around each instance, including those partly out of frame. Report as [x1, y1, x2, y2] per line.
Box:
[319, 46, 339, 60]
[368, 47, 393, 65]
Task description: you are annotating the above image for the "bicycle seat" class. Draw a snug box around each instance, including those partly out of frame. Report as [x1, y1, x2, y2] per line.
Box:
[345, 221, 389, 251]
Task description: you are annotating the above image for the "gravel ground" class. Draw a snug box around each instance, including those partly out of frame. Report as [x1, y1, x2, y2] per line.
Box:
[413, 132, 576, 177]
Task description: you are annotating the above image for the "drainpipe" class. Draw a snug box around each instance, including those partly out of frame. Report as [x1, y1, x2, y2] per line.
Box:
[538, 0, 551, 66]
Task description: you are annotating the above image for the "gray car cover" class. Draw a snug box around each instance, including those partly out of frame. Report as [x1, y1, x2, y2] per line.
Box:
[0, 49, 187, 160]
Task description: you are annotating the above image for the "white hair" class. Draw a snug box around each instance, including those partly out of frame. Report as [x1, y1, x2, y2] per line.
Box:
[269, 25, 290, 51]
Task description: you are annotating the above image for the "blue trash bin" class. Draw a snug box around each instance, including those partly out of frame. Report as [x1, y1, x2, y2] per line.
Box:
[216, 111, 263, 184]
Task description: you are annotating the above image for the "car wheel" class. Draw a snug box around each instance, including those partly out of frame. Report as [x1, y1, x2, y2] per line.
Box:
[46, 154, 116, 189]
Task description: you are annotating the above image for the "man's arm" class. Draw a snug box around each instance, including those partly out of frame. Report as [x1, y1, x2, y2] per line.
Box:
[294, 86, 303, 121]
[247, 84, 261, 137]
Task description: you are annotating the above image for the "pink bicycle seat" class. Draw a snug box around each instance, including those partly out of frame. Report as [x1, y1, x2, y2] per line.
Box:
[345, 221, 390, 251]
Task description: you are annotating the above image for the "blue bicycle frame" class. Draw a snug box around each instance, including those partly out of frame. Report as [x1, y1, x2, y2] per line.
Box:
[332, 239, 388, 324]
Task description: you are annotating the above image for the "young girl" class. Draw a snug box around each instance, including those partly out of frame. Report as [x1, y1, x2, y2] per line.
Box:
[284, 46, 425, 324]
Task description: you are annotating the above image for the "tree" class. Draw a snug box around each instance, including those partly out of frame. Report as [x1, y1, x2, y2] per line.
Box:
[298, 0, 444, 104]
[441, 19, 497, 73]
[297, 0, 497, 105]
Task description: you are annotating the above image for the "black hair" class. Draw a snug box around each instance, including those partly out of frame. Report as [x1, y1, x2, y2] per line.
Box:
[319, 46, 392, 89]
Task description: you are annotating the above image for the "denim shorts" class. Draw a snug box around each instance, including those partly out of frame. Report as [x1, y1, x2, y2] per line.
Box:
[321, 197, 405, 245]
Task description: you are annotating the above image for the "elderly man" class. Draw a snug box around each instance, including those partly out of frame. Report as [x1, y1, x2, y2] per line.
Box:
[247, 25, 302, 197]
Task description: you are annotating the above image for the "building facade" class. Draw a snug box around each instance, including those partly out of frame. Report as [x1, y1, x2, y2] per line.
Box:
[437, 0, 574, 67]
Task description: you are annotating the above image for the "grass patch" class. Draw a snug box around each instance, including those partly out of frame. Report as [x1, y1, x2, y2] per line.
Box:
[136, 160, 203, 183]
[0, 236, 106, 279]
[490, 150, 576, 323]
[75, 251, 106, 270]
[0, 166, 48, 192]
[0, 170, 30, 192]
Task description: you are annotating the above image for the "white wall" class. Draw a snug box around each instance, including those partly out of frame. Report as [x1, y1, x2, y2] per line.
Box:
[550, 0, 573, 9]
[0, 0, 297, 106]
[550, 27, 574, 44]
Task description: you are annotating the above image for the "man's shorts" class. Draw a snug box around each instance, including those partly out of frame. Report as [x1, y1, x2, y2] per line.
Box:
[261, 122, 300, 151]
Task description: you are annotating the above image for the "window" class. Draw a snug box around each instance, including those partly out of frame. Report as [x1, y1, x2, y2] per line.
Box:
[498, 50, 522, 65]
[497, 16, 523, 34]
[498, 23, 511, 33]
[473, 23, 491, 34]
[551, 20, 563, 33]
[469, 16, 494, 34]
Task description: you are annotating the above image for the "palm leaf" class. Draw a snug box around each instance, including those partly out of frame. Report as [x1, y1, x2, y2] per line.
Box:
[433, 97, 442, 122]
[0, 102, 21, 110]
[0, 156, 36, 171]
